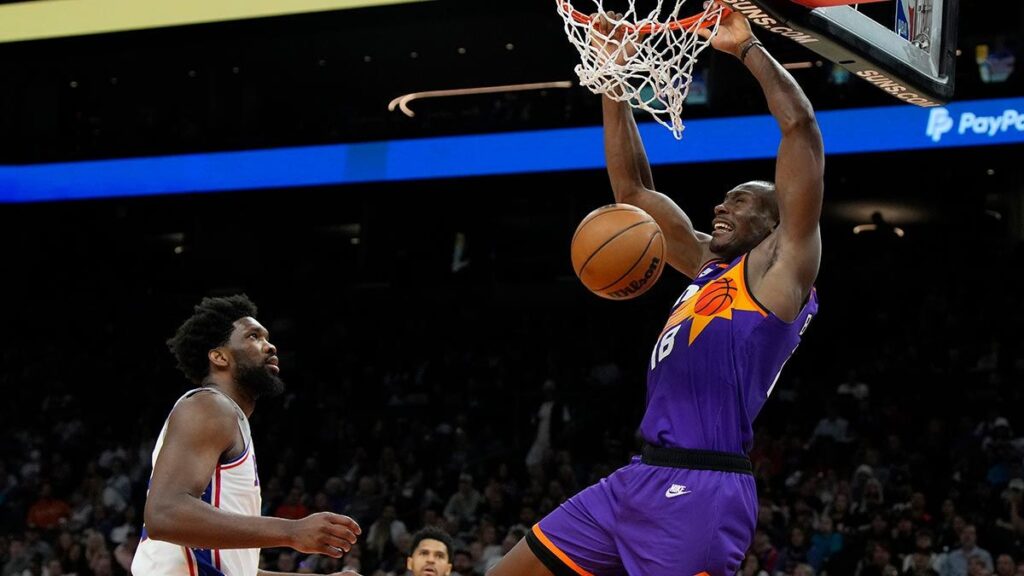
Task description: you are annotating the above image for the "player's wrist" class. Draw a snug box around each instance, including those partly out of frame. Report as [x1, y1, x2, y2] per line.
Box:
[737, 35, 762, 62]
[269, 516, 300, 549]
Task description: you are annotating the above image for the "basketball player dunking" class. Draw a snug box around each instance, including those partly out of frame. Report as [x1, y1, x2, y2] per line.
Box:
[133, 295, 363, 576]
[489, 6, 823, 576]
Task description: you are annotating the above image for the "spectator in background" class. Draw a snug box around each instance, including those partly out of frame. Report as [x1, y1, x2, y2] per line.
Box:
[113, 527, 139, 574]
[451, 548, 478, 576]
[364, 504, 407, 561]
[406, 527, 453, 576]
[474, 522, 503, 573]
[109, 506, 138, 545]
[809, 515, 844, 572]
[995, 479, 1024, 549]
[858, 542, 898, 576]
[777, 526, 812, 575]
[21, 529, 53, 566]
[811, 401, 850, 445]
[906, 546, 941, 576]
[854, 479, 887, 529]
[102, 459, 131, 514]
[967, 555, 993, 576]
[902, 530, 943, 574]
[942, 525, 994, 576]
[824, 492, 853, 534]
[893, 513, 919, 559]
[742, 551, 771, 576]
[345, 476, 384, 528]
[444, 474, 481, 530]
[275, 486, 311, 520]
[753, 528, 780, 574]
[3, 539, 31, 576]
[524, 380, 571, 469]
[996, 554, 1017, 576]
[837, 369, 870, 401]
[26, 482, 70, 530]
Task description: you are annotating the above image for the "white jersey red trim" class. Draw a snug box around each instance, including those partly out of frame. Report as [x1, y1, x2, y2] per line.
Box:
[132, 388, 262, 576]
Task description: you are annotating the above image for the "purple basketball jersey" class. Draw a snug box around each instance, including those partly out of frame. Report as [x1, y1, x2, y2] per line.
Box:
[642, 254, 818, 453]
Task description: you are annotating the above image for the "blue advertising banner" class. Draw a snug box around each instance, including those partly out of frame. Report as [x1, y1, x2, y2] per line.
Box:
[1, 97, 1022, 203]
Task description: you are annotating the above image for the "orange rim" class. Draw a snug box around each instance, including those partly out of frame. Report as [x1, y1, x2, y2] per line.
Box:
[558, 1, 729, 34]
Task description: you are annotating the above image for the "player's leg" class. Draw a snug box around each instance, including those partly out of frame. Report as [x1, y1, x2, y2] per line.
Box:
[485, 539, 553, 576]
[490, 476, 627, 576]
[612, 466, 757, 576]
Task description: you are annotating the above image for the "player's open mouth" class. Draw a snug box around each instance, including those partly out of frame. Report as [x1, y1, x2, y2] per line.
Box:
[712, 220, 734, 234]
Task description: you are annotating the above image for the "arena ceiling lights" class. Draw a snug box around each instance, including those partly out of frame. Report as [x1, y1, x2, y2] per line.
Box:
[0, 0, 430, 44]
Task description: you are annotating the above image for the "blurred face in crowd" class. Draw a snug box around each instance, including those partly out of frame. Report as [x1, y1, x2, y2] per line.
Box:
[872, 545, 890, 567]
[789, 527, 805, 548]
[817, 516, 834, 534]
[834, 492, 850, 512]
[407, 538, 452, 576]
[961, 525, 977, 548]
[995, 554, 1014, 576]
[968, 555, 987, 576]
[942, 499, 956, 518]
[452, 551, 474, 575]
[741, 552, 761, 576]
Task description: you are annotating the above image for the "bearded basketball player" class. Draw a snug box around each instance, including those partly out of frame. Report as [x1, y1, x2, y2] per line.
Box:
[489, 5, 823, 575]
[133, 295, 362, 576]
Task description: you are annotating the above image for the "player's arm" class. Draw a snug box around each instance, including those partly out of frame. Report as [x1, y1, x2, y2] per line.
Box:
[701, 6, 823, 320]
[748, 37, 823, 318]
[603, 97, 712, 278]
[144, 393, 360, 555]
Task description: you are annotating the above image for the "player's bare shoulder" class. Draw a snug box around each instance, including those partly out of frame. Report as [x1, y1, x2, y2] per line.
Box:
[166, 389, 240, 441]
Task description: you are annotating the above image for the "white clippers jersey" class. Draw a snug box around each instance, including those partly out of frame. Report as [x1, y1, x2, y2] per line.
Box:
[132, 388, 262, 576]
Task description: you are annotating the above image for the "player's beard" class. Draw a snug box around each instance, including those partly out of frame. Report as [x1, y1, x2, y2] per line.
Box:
[235, 359, 285, 400]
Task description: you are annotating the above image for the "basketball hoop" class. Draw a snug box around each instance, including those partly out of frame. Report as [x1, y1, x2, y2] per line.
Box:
[556, 0, 727, 139]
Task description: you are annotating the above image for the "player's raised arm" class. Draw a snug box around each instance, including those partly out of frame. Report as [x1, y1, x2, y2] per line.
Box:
[144, 392, 360, 555]
[699, 5, 824, 320]
[595, 13, 711, 279]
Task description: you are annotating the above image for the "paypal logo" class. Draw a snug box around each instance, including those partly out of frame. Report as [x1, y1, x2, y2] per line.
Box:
[926, 109, 953, 142]
[927, 107, 1024, 142]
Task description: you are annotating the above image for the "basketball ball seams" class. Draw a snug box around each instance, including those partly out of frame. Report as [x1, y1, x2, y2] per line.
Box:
[571, 206, 644, 247]
[571, 204, 665, 300]
[596, 228, 662, 292]
[576, 219, 654, 277]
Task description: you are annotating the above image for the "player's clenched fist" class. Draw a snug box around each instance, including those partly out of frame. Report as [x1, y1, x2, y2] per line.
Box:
[287, 512, 362, 558]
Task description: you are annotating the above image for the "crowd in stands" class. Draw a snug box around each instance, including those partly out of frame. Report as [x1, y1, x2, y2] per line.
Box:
[2, 228, 1023, 576]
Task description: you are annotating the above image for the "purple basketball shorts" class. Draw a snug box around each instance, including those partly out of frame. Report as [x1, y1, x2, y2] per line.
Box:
[527, 456, 757, 576]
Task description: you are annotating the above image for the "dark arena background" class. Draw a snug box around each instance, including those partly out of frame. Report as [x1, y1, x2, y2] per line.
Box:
[1, 1, 1023, 575]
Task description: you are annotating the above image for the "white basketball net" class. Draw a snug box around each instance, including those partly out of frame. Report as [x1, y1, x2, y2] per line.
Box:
[557, 0, 726, 139]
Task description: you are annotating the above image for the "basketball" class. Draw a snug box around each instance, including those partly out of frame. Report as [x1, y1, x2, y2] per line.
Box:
[571, 204, 665, 300]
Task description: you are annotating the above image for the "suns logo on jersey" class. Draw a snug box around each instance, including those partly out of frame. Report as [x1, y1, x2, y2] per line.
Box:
[661, 257, 766, 346]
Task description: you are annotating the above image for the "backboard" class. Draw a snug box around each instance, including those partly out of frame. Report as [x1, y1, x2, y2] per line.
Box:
[720, 0, 959, 106]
